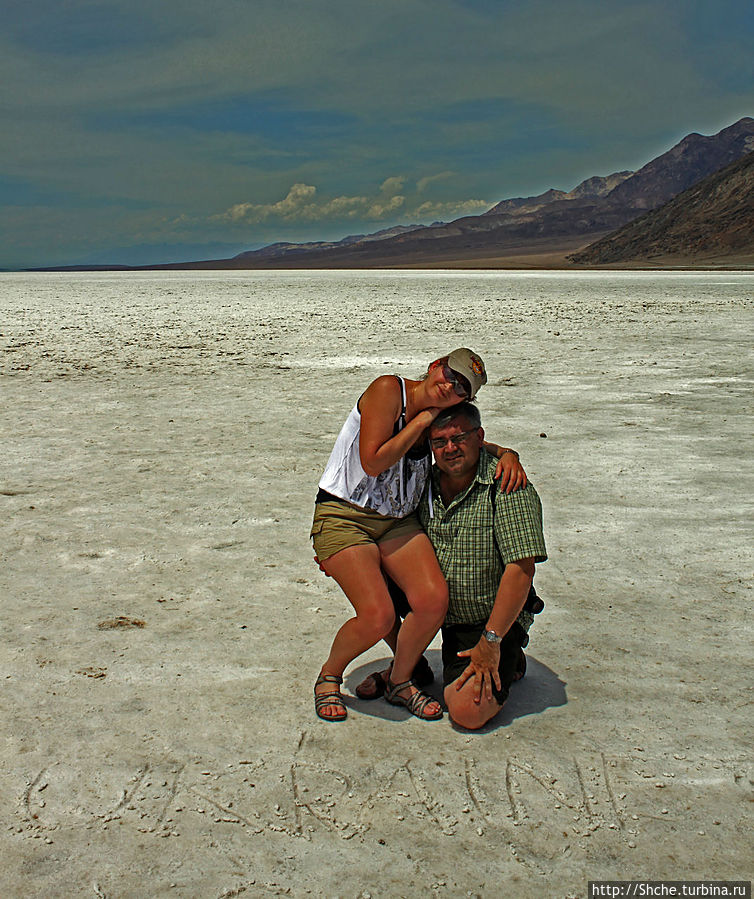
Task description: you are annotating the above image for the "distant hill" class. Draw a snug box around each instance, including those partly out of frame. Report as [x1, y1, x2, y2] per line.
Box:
[232, 223, 432, 261]
[203, 117, 754, 269]
[32, 117, 754, 271]
[602, 118, 754, 211]
[569, 150, 754, 264]
[484, 171, 633, 217]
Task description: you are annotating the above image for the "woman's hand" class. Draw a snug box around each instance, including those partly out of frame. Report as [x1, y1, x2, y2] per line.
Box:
[492, 447, 527, 493]
[415, 406, 441, 428]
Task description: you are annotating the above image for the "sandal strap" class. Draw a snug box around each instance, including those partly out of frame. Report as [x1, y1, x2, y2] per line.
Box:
[385, 678, 413, 701]
[314, 693, 345, 711]
[385, 678, 441, 720]
[403, 690, 435, 717]
[315, 673, 343, 687]
[314, 672, 347, 721]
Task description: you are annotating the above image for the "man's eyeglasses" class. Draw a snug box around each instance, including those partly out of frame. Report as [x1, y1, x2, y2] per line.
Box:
[442, 364, 471, 398]
[429, 429, 477, 451]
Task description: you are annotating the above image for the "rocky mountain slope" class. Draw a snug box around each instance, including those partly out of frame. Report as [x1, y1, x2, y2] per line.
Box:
[604, 118, 754, 211]
[217, 117, 754, 268]
[569, 150, 754, 264]
[233, 223, 431, 261]
[484, 170, 633, 217]
[35, 117, 754, 271]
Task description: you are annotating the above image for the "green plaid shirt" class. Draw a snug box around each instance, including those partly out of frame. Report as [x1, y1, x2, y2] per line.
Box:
[418, 448, 547, 627]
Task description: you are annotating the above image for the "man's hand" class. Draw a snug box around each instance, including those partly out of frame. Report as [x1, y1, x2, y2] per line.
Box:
[494, 450, 527, 493]
[455, 638, 502, 703]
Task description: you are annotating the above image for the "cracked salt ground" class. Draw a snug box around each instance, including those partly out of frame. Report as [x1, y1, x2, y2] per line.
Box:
[0, 270, 751, 897]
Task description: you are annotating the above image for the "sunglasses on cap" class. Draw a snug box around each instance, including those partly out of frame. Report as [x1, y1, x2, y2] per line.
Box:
[442, 363, 471, 398]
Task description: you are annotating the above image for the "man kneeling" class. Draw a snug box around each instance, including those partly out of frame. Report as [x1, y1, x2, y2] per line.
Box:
[358, 402, 548, 729]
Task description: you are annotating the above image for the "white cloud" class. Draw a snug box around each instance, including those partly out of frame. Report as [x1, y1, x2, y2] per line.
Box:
[214, 179, 489, 229]
[367, 194, 406, 218]
[216, 181, 409, 225]
[417, 171, 453, 193]
[379, 175, 406, 194]
[221, 183, 319, 223]
[414, 198, 490, 218]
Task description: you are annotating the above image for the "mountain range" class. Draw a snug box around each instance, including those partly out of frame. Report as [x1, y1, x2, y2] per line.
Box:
[36, 117, 754, 271]
[570, 148, 754, 265]
[208, 116, 754, 269]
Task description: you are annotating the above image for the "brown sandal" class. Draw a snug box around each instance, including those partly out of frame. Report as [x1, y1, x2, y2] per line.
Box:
[385, 679, 443, 721]
[355, 656, 434, 700]
[314, 673, 347, 722]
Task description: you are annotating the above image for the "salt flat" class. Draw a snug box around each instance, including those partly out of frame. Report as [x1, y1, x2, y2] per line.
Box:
[1, 270, 752, 898]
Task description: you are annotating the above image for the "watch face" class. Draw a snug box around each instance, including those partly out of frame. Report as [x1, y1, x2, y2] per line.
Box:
[484, 629, 502, 643]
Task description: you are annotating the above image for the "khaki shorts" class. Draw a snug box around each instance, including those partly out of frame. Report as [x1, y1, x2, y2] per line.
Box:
[311, 500, 423, 562]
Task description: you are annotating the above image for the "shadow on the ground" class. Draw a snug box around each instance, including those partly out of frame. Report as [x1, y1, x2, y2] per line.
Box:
[345, 650, 567, 730]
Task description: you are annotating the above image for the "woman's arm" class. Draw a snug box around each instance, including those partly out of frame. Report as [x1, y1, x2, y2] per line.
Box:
[484, 440, 528, 493]
[358, 376, 438, 477]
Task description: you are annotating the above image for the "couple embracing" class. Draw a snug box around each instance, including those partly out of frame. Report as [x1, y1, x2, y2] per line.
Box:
[312, 349, 547, 729]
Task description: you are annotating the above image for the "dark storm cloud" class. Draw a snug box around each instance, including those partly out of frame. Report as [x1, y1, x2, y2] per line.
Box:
[1, 0, 752, 267]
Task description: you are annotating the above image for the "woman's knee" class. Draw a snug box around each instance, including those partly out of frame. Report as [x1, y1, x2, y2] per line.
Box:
[406, 578, 448, 620]
[356, 602, 396, 639]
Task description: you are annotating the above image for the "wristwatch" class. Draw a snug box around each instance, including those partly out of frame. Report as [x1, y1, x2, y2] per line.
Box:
[482, 628, 503, 644]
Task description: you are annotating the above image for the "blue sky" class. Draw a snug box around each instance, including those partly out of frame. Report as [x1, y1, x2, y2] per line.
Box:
[2, 0, 753, 268]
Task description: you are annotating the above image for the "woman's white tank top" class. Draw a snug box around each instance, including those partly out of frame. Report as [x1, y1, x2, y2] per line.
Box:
[318, 376, 430, 518]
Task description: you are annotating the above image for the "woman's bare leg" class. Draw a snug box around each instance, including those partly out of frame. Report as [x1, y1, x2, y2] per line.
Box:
[316, 543, 397, 719]
[379, 531, 448, 714]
